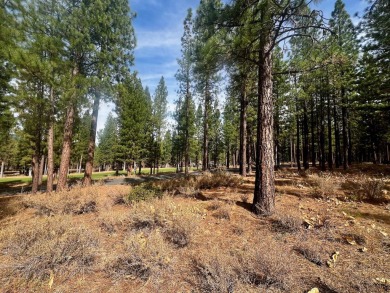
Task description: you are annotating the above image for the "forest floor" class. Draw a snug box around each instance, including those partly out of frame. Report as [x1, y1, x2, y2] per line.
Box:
[0, 165, 389, 292]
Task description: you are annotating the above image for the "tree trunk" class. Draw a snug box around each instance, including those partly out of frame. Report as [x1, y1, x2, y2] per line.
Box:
[57, 65, 78, 192]
[327, 92, 333, 170]
[310, 97, 316, 167]
[202, 81, 210, 171]
[47, 87, 54, 193]
[0, 161, 4, 178]
[253, 37, 275, 216]
[296, 95, 301, 171]
[247, 126, 253, 174]
[320, 92, 326, 171]
[83, 92, 100, 186]
[31, 152, 40, 194]
[341, 85, 349, 170]
[333, 95, 341, 168]
[239, 82, 247, 177]
[38, 155, 45, 187]
[57, 104, 76, 191]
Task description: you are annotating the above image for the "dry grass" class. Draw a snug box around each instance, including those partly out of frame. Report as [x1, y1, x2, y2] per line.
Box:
[0, 168, 389, 292]
[309, 173, 341, 199]
[0, 216, 98, 283]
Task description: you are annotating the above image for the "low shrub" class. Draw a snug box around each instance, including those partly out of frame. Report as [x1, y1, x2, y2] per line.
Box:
[163, 223, 191, 248]
[212, 207, 231, 220]
[294, 245, 323, 266]
[0, 216, 98, 281]
[310, 173, 340, 199]
[23, 187, 100, 216]
[107, 231, 172, 281]
[271, 214, 302, 233]
[126, 183, 163, 203]
[343, 174, 387, 202]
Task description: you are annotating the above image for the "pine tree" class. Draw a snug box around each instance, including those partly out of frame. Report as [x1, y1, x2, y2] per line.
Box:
[83, 0, 136, 186]
[152, 76, 168, 173]
[176, 8, 196, 175]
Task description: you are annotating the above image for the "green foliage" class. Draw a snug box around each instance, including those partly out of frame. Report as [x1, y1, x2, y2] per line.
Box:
[126, 183, 163, 203]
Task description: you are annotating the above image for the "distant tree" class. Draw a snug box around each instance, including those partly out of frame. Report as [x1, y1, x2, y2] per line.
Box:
[97, 112, 119, 170]
[175, 9, 196, 175]
[152, 76, 168, 173]
[83, 0, 136, 186]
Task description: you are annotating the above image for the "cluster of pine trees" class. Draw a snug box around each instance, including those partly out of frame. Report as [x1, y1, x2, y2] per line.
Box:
[169, 0, 389, 214]
[1, 0, 389, 215]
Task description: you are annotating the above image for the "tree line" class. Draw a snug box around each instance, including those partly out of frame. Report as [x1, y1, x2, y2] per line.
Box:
[1, 0, 389, 216]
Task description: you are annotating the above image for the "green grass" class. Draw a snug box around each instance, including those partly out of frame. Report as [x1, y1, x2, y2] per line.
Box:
[0, 168, 189, 186]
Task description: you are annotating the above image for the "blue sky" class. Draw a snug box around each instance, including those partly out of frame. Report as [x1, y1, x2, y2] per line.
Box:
[97, 0, 368, 131]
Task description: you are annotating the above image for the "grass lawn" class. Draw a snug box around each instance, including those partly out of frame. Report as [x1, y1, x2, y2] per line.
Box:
[0, 168, 184, 186]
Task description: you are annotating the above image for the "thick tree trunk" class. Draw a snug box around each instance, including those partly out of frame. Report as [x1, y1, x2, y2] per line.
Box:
[253, 39, 275, 216]
[239, 82, 247, 177]
[38, 155, 45, 187]
[31, 153, 40, 194]
[83, 92, 100, 186]
[57, 104, 76, 191]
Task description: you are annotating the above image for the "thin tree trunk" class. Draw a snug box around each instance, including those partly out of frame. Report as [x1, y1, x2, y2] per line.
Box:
[239, 82, 247, 177]
[83, 92, 100, 186]
[253, 36, 275, 215]
[303, 100, 309, 170]
[47, 87, 54, 193]
[341, 85, 349, 170]
[310, 97, 316, 167]
[327, 92, 333, 170]
[202, 81, 210, 171]
[320, 92, 326, 171]
[333, 95, 341, 168]
[296, 95, 301, 171]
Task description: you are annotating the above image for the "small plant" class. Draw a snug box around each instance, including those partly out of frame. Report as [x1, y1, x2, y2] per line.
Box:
[126, 183, 163, 203]
[271, 214, 302, 233]
[212, 207, 231, 220]
[164, 224, 191, 248]
[207, 200, 223, 211]
[310, 173, 339, 199]
[240, 193, 249, 203]
[359, 177, 386, 202]
[294, 245, 323, 266]
[193, 256, 237, 293]
[109, 255, 151, 281]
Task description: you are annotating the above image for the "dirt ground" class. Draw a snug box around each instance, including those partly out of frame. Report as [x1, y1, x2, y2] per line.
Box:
[0, 166, 389, 292]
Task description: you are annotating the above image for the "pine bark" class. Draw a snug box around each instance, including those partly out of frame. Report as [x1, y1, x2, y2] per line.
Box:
[253, 38, 275, 216]
[56, 104, 76, 191]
